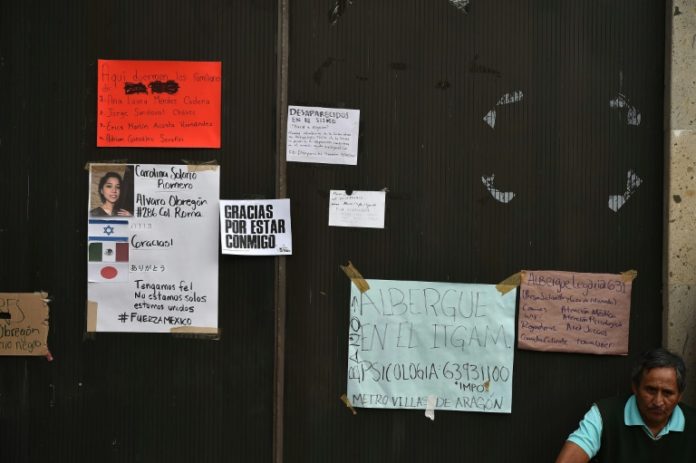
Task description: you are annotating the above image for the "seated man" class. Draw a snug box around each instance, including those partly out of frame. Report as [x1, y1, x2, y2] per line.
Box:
[555, 348, 696, 463]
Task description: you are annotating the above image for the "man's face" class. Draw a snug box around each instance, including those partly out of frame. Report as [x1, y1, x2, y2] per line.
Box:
[632, 367, 683, 433]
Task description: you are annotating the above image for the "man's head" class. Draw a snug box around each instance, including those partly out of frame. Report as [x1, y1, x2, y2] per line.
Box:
[631, 348, 686, 433]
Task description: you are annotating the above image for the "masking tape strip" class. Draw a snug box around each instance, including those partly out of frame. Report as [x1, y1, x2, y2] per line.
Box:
[84, 161, 128, 170]
[170, 326, 219, 334]
[36, 291, 50, 317]
[621, 269, 638, 282]
[425, 395, 436, 421]
[37, 292, 50, 324]
[496, 272, 521, 295]
[340, 261, 370, 293]
[183, 160, 219, 172]
[170, 326, 220, 340]
[340, 394, 357, 415]
[87, 301, 98, 332]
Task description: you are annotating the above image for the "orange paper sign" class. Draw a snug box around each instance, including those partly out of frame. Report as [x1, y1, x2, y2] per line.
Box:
[517, 270, 633, 355]
[97, 59, 221, 148]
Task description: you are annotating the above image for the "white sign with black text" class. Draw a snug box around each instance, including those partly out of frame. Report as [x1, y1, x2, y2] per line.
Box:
[220, 199, 292, 256]
[286, 105, 360, 165]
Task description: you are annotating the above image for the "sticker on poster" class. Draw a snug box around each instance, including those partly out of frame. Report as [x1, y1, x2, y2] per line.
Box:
[97, 59, 221, 148]
[86, 163, 220, 333]
[347, 279, 516, 413]
[220, 199, 292, 256]
[517, 270, 633, 355]
[286, 105, 360, 165]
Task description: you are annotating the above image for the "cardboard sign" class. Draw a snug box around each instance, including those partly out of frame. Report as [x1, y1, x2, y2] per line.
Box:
[220, 199, 292, 256]
[97, 60, 221, 148]
[0, 293, 49, 356]
[517, 270, 633, 355]
[87, 164, 220, 333]
[286, 105, 360, 165]
[348, 279, 517, 413]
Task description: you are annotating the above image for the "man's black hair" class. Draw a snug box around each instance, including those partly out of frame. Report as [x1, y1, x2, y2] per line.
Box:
[631, 348, 686, 392]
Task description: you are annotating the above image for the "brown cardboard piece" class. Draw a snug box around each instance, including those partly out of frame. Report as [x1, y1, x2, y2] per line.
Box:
[517, 270, 634, 355]
[0, 292, 50, 356]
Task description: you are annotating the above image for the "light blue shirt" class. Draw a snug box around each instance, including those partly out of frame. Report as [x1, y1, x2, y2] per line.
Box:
[567, 395, 685, 459]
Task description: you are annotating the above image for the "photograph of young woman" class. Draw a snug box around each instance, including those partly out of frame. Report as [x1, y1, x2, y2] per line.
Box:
[90, 171, 132, 217]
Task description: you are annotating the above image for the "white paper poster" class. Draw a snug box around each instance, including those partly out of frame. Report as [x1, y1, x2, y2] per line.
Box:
[220, 199, 292, 256]
[87, 164, 219, 333]
[347, 279, 516, 413]
[329, 190, 386, 229]
[286, 105, 360, 165]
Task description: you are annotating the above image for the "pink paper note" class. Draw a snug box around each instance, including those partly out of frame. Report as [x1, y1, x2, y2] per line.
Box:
[517, 270, 633, 355]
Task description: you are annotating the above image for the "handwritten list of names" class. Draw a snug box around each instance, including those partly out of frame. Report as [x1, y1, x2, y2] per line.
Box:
[97, 60, 221, 148]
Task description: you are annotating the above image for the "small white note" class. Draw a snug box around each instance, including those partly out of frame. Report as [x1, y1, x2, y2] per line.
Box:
[328, 190, 386, 229]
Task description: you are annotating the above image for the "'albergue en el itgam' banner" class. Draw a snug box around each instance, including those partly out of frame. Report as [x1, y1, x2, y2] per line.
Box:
[347, 279, 516, 413]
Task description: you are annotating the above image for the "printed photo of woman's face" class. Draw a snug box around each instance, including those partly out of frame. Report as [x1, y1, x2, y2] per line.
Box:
[90, 165, 133, 218]
[101, 175, 121, 205]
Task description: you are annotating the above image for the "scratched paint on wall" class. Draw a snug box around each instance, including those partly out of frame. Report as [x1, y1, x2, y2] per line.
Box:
[608, 170, 642, 212]
[482, 175, 515, 203]
[329, 0, 352, 25]
[609, 94, 642, 126]
[448, 0, 471, 14]
[609, 72, 641, 126]
[483, 91, 523, 128]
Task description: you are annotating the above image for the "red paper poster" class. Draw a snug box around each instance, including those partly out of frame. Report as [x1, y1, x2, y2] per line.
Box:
[97, 59, 221, 148]
[517, 270, 635, 355]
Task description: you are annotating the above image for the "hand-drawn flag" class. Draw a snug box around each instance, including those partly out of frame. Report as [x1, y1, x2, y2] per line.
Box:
[88, 242, 129, 262]
[88, 262, 129, 282]
[88, 219, 129, 241]
[87, 219, 129, 282]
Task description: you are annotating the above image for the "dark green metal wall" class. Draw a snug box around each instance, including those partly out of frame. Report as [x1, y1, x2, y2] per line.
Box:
[1, 1, 665, 462]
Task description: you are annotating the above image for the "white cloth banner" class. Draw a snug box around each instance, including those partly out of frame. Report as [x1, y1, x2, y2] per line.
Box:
[347, 279, 516, 413]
